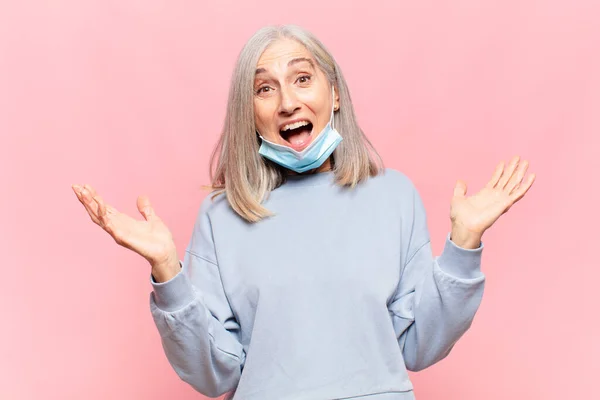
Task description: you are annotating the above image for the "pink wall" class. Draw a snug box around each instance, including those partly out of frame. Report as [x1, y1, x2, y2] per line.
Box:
[1, 1, 598, 399]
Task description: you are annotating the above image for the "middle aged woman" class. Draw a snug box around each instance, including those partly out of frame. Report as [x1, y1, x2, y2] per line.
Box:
[72, 24, 535, 400]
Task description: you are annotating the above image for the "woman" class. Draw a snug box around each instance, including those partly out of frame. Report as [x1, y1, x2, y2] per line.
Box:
[72, 25, 535, 400]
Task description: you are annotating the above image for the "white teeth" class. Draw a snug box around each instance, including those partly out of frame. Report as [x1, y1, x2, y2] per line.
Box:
[281, 121, 310, 131]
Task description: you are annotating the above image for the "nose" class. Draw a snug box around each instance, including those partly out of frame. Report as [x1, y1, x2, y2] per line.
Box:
[278, 87, 300, 115]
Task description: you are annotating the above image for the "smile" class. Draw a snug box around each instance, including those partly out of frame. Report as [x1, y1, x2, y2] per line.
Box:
[279, 119, 314, 151]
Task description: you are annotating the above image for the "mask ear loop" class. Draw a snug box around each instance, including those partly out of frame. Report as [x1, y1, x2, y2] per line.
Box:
[330, 85, 336, 131]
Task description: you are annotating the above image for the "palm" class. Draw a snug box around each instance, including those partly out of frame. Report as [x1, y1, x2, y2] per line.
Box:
[72, 184, 177, 267]
[450, 156, 536, 235]
[102, 207, 174, 262]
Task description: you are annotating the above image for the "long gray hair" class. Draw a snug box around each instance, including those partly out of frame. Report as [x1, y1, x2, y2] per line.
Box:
[209, 25, 383, 222]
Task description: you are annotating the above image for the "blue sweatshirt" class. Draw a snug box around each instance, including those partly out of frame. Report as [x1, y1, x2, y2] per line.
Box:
[149, 168, 485, 399]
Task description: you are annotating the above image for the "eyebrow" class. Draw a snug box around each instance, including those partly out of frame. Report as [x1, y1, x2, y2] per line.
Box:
[255, 57, 315, 75]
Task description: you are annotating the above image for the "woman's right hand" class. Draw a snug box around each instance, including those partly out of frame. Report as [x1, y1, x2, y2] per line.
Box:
[71, 184, 180, 282]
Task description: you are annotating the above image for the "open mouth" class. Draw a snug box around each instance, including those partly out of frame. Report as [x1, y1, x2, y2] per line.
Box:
[279, 120, 314, 151]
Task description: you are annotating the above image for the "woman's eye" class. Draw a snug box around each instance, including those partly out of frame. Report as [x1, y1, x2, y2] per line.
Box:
[297, 75, 311, 84]
[256, 86, 271, 94]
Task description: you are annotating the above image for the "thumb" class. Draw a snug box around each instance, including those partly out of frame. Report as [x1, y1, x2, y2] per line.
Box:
[137, 195, 155, 220]
[453, 180, 467, 198]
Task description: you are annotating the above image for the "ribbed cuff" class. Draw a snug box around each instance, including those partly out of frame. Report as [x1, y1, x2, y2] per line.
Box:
[150, 262, 195, 312]
[437, 233, 484, 279]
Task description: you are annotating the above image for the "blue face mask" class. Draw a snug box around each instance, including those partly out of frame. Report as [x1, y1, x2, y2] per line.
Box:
[257, 86, 343, 174]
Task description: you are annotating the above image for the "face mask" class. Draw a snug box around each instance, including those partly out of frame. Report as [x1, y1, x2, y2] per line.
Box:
[257, 86, 343, 174]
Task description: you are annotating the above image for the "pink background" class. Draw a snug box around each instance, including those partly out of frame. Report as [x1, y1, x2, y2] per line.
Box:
[1, 1, 598, 399]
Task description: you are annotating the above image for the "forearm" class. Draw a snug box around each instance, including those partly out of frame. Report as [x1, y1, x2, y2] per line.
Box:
[401, 238, 485, 371]
[150, 265, 245, 396]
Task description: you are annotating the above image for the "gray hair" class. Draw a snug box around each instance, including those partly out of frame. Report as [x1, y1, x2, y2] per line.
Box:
[209, 25, 383, 222]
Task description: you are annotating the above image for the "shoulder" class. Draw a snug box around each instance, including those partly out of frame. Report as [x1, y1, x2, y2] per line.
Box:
[350, 168, 423, 217]
[198, 191, 231, 220]
[367, 168, 419, 197]
[372, 169, 430, 239]
[188, 191, 236, 246]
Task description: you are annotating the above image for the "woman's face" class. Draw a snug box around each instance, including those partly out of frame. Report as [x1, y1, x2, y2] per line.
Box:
[254, 39, 339, 153]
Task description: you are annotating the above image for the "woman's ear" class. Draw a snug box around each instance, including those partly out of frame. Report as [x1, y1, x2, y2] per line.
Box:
[334, 86, 340, 111]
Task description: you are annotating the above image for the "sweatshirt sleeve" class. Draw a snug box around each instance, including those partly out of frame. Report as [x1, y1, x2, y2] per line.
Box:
[149, 197, 245, 397]
[388, 181, 486, 372]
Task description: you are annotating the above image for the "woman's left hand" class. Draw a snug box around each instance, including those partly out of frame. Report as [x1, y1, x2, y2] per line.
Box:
[449, 155, 536, 249]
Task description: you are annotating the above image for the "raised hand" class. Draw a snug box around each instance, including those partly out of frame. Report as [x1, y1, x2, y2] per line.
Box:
[449, 156, 536, 249]
[71, 184, 180, 282]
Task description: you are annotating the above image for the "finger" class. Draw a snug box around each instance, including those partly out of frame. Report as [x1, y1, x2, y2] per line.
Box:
[485, 162, 504, 189]
[505, 159, 529, 194]
[72, 185, 88, 205]
[496, 155, 520, 189]
[78, 185, 102, 225]
[137, 195, 155, 221]
[93, 194, 120, 236]
[81, 185, 119, 215]
[72, 184, 87, 203]
[93, 194, 107, 221]
[453, 180, 467, 198]
[72, 184, 99, 223]
[510, 173, 536, 203]
[83, 184, 98, 198]
[92, 194, 121, 228]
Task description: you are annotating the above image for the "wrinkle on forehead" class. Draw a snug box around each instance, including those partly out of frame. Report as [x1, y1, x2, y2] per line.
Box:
[256, 39, 314, 72]
[256, 58, 315, 76]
